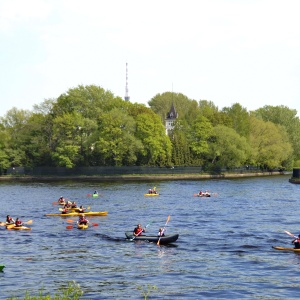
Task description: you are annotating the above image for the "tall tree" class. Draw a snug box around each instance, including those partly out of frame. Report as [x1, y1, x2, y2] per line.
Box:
[249, 116, 293, 170]
[207, 125, 251, 169]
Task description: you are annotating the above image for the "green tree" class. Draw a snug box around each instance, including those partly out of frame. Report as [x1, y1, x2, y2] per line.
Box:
[188, 115, 213, 162]
[222, 103, 250, 138]
[135, 112, 172, 166]
[254, 105, 300, 163]
[207, 125, 251, 170]
[94, 108, 143, 166]
[249, 116, 293, 170]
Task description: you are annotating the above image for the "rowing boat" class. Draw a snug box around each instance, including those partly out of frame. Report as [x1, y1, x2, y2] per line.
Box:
[272, 246, 300, 252]
[45, 211, 108, 217]
[144, 193, 159, 197]
[125, 232, 179, 245]
[0, 265, 5, 272]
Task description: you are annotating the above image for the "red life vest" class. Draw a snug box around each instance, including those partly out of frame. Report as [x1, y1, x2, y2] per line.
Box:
[134, 227, 143, 235]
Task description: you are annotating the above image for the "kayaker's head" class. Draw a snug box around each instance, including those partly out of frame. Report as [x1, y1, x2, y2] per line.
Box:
[298, 234, 300, 238]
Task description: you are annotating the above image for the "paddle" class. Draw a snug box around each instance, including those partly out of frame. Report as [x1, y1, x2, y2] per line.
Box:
[157, 215, 171, 246]
[130, 222, 153, 241]
[285, 230, 297, 238]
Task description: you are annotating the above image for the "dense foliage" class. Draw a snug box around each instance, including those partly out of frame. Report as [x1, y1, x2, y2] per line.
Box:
[0, 85, 298, 171]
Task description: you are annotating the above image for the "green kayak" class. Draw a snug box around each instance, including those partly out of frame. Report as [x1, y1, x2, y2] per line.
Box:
[272, 246, 300, 252]
[0, 265, 5, 272]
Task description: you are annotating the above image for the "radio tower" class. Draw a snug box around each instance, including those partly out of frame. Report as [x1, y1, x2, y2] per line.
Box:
[124, 62, 130, 101]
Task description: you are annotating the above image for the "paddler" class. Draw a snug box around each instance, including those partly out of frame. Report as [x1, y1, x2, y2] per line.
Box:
[15, 218, 23, 227]
[58, 196, 65, 204]
[77, 214, 89, 225]
[77, 205, 86, 213]
[158, 227, 165, 237]
[6, 215, 15, 224]
[292, 234, 300, 249]
[71, 201, 77, 208]
[133, 224, 145, 236]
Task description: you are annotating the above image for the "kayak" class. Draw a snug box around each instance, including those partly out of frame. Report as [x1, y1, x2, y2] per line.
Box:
[0, 265, 5, 272]
[77, 223, 89, 230]
[272, 246, 300, 252]
[92, 194, 98, 197]
[144, 193, 159, 196]
[45, 211, 108, 217]
[6, 224, 31, 230]
[196, 194, 211, 197]
[125, 232, 179, 245]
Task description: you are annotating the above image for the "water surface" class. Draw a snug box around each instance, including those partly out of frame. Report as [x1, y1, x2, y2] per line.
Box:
[1, 175, 300, 299]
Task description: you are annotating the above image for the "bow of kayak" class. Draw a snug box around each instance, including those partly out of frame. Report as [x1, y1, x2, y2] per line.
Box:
[77, 224, 89, 230]
[272, 246, 300, 252]
[0, 265, 5, 272]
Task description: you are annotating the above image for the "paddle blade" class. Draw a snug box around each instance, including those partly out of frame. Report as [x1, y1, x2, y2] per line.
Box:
[52, 202, 58, 205]
[25, 220, 33, 224]
[92, 223, 98, 227]
[66, 225, 73, 229]
[284, 230, 296, 237]
[67, 219, 74, 223]
[166, 215, 171, 224]
[193, 194, 198, 197]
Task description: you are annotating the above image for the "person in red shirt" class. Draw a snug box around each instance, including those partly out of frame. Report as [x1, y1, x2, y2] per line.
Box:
[15, 218, 23, 227]
[77, 215, 89, 225]
[133, 224, 145, 236]
[292, 234, 300, 249]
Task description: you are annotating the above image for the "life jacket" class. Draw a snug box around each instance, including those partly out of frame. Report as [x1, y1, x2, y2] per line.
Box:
[134, 227, 143, 235]
[15, 220, 22, 226]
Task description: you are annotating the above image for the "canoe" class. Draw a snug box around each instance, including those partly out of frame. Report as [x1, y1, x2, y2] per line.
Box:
[272, 246, 300, 252]
[144, 193, 159, 196]
[0, 265, 5, 272]
[77, 223, 89, 230]
[45, 211, 108, 217]
[125, 232, 179, 245]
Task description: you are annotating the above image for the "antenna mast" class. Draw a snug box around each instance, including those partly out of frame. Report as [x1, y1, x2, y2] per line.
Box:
[124, 62, 130, 101]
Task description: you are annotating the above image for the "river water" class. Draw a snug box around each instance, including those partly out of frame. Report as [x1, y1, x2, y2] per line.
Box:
[0, 175, 300, 299]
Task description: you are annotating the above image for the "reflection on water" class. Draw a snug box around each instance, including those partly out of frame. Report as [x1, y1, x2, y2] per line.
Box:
[1, 175, 300, 299]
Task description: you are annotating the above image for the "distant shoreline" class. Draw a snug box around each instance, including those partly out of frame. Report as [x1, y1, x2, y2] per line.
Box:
[0, 171, 286, 182]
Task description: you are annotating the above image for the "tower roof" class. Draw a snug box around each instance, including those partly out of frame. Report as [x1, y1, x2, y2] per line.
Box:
[166, 102, 178, 119]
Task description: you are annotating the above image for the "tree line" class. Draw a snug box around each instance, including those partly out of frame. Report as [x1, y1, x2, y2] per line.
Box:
[0, 84, 299, 172]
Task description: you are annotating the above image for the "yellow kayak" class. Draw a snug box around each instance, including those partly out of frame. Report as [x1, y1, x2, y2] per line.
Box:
[45, 211, 108, 217]
[6, 224, 31, 230]
[77, 223, 89, 230]
[272, 246, 300, 252]
[144, 193, 159, 197]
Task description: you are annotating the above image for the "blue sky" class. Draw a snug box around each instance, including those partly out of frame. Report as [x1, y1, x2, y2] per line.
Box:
[0, 0, 300, 117]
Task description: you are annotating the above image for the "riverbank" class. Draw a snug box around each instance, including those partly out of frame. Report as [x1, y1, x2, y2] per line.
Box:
[0, 171, 286, 182]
